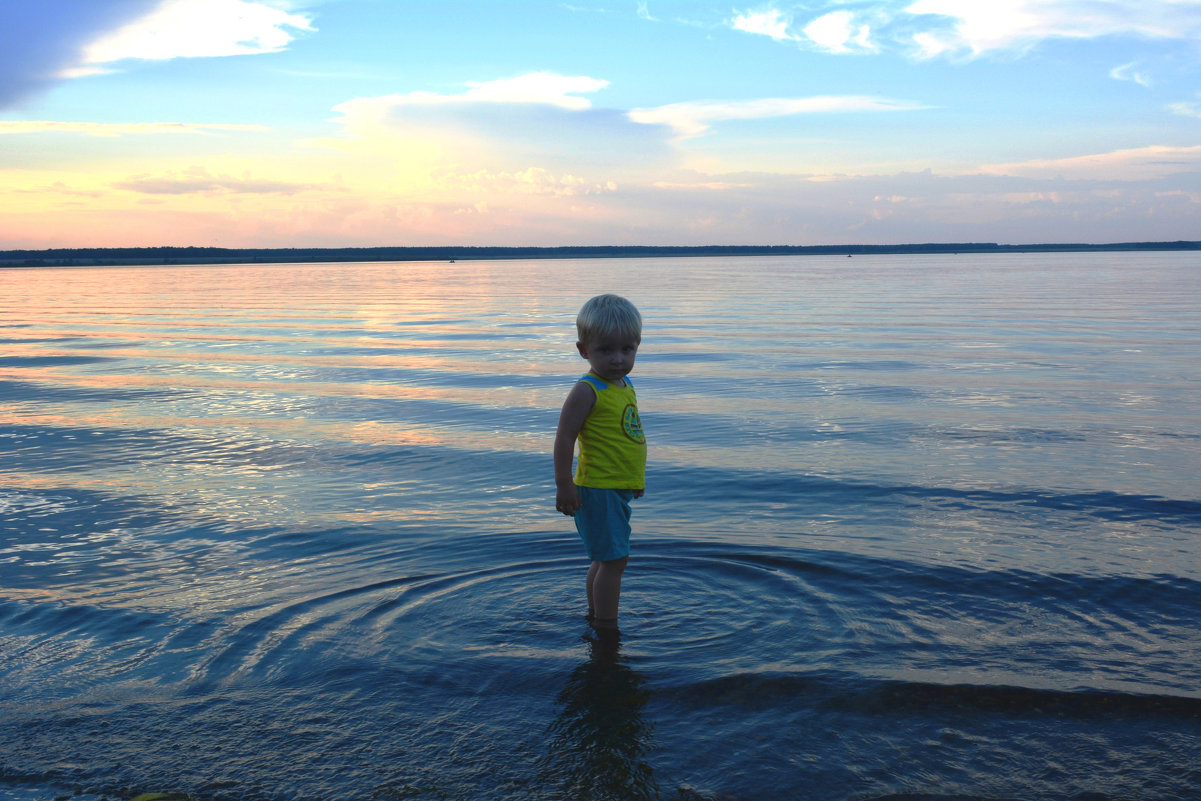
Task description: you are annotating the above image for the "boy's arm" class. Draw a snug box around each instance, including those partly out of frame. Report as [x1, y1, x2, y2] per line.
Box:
[554, 382, 595, 516]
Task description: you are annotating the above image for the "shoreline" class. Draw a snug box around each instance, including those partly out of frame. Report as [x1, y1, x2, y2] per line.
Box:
[2, 241, 1199, 268]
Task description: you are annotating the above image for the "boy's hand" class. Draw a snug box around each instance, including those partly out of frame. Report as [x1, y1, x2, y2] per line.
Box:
[633, 489, 644, 499]
[556, 484, 581, 516]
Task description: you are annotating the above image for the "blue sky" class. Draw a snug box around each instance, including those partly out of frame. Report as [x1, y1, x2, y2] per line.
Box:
[2, 0, 1200, 248]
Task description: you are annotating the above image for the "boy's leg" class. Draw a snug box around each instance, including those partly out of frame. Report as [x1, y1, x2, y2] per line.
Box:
[586, 561, 599, 618]
[590, 556, 628, 626]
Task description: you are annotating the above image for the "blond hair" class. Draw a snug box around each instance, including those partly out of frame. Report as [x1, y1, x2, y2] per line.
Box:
[576, 294, 642, 345]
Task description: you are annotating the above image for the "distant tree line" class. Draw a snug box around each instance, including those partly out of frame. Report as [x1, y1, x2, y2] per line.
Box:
[2, 241, 1199, 267]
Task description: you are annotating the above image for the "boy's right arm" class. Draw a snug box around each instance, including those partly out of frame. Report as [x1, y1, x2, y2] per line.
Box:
[553, 382, 595, 516]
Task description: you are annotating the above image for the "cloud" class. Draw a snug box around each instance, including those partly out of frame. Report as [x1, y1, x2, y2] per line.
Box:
[978, 144, 1201, 180]
[0, 120, 269, 136]
[327, 72, 665, 177]
[729, 2, 1201, 60]
[113, 166, 328, 195]
[628, 95, 928, 138]
[904, 0, 1201, 58]
[1169, 94, 1201, 119]
[1110, 62, 1152, 87]
[7, 155, 1201, 248]
[458, 72, 610, 109]
[803, 11, 876, 53]
[0, 0, 313, 108]
[731, 7, 876, 52]
[0, 0, 160, 108]
[437, 167, 618, 197]
[609, 166, 1201, 246]
[731, 9, 798, 42]
[79, 0, 314, 68]
[336, 73, 610, 121]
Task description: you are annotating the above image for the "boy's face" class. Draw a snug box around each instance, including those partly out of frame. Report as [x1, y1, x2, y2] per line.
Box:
[577, 336, 639, 384]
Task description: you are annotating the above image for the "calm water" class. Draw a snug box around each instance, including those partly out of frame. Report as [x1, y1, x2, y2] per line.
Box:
[1, 254, 1199, 801]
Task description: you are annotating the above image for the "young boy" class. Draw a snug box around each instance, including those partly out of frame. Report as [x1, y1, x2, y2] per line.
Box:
[554, 294, 646, 632]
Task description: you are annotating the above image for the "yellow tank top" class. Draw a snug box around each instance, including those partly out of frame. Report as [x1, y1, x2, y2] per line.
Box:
[573, 373, 646, 489]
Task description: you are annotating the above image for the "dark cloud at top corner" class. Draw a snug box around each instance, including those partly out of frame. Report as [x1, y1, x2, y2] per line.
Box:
[0, 0, 162, 110]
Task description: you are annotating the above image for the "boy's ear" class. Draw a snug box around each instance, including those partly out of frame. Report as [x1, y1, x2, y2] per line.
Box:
[576, 341, 588, 358]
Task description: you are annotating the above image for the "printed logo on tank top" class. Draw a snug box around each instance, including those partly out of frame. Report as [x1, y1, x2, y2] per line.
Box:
[622, 404, 645, 444]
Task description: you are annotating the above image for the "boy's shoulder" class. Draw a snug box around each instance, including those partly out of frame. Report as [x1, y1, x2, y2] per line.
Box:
[579, 374, 608, 392]
[577, 374, 634, 392]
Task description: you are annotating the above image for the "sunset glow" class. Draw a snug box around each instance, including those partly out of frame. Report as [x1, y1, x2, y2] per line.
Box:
[4, 0, 1201, 247]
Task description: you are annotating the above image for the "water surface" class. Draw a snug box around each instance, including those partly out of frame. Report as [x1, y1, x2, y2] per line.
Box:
[1, 253, 1199, 800]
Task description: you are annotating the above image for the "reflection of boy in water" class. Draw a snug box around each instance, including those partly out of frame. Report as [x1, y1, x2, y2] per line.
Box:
[541, 635, 658, 801]
[554, 294, 647, 632]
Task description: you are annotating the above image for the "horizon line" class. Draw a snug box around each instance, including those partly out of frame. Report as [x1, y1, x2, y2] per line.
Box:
[3, 240, 1199, 268]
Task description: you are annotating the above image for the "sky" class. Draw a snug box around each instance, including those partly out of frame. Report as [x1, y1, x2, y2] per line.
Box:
[2, 0, 1200, 249]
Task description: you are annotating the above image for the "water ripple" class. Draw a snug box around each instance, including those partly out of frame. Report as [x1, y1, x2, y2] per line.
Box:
[2, 255, 1199, 801]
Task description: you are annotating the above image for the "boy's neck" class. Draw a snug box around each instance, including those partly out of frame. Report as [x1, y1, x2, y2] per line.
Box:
[589, 370, 627, 388]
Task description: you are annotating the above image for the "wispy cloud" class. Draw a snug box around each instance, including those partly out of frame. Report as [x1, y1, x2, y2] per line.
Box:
[731, 9, 799, 42]
[335, 73, 611, 125]
[904, 0, 1201, 58]
[113, 166, 329, 195]
[0, 121, 269, 137]
[978, 144, 1201, 180]
[729, 1, 1201, 59]
[629, 95, 928, 138]
[1169, 99, 1201, 119]
[1110, 62, 1152, 87]
[437, 167, 618, 197]
[78, 0, 314, 69]
[453, 73, 610, 109]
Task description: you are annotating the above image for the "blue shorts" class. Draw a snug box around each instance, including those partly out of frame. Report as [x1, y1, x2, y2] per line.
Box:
[573, 486, 634, 562]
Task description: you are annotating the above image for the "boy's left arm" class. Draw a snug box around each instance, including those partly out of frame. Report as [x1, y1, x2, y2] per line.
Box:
[553, 382, 595, 515]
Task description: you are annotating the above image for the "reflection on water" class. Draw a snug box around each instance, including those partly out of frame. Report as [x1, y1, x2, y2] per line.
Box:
[1, 255, 1200, 801]
[541, 631, 658, 801]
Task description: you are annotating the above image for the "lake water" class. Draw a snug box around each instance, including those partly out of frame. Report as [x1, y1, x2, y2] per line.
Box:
[1, 253, 1199, 801]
